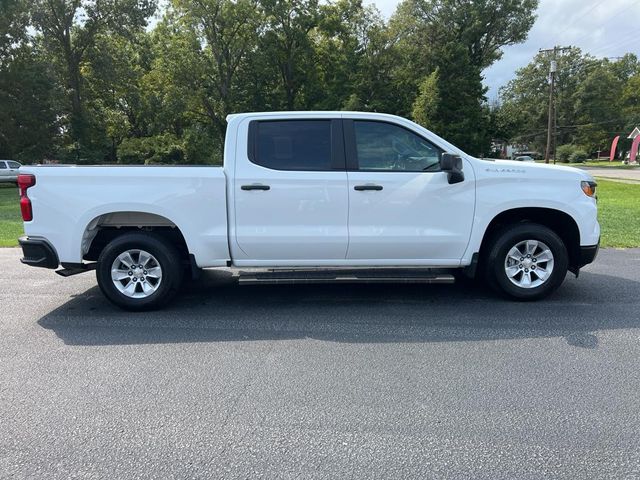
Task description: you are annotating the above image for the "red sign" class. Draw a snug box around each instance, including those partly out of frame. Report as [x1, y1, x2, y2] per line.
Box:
[631, 136, 640, 164]
[610, 136, 620, 162]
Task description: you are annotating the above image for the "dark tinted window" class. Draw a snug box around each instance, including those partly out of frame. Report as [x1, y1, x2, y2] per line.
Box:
[0, 162, 6, 169]
[253, 120, 332, 171]
[354, 121, 442, 172]
[7, 161, 20, 169]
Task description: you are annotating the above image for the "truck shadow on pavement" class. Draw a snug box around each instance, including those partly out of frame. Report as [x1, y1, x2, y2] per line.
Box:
[37, 268, 640, 349]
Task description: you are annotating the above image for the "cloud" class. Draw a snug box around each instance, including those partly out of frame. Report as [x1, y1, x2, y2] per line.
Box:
[367, 0, 640, 100]
[483, 0, 640, 99]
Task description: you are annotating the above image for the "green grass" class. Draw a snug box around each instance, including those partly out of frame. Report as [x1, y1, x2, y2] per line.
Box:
[582, 160, 638, 169]
[0, 179, 638, 248]
[597, 179, 640, 248]
[0, 185, 23, 247]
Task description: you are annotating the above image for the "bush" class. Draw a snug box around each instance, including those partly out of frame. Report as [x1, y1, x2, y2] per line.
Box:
[569, 149, 588, 163]
[556, 144, 575, 163]
[118, 134, 185, 165]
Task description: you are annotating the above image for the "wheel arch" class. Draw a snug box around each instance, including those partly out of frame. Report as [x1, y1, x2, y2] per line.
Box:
[478, 207, 581, 272]
[81, 211, 190, 262]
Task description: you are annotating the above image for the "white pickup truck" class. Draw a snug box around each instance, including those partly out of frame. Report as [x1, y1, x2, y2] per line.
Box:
[17, 111, 600, 310]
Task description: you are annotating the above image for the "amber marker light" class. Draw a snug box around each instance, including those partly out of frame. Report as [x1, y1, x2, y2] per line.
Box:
[581, 180, 597, 198]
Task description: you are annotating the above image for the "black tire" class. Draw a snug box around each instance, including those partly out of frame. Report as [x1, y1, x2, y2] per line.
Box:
[484, 223, 568, 301]
[96, 232, 184, 311]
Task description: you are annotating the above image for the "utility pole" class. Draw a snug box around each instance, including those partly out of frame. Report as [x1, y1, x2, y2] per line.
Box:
[540, 46, 571, 164]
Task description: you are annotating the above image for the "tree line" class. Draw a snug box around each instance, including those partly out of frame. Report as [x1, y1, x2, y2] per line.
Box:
[497, 48, 640, 160]
[3, 0, 638, 165]
[0, 0, 540, 164]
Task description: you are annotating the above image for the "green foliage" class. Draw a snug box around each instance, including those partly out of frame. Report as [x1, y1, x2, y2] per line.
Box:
[119, 135, 185, 164]
[556, 144, 576, 163]
[556, 144, 588, 163]
[568, 148, 588, 163]
[0, 0, 541, 163]
[412, 70, 440, 130]
[498, 51, 640, 154]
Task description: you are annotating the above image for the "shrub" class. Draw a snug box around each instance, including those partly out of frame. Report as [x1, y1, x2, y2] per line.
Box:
[569, 149, 588, 163]
[118, 134, 185, 165]
[556, 144, 575, 163]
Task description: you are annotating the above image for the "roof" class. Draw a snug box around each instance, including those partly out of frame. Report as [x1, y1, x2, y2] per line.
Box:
[628, 127, 640, 139]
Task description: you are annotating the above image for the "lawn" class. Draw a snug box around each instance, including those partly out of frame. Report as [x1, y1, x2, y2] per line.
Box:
[0, 180, 638, 248]
[0, 185, 22, 247]
[582, 160, 639, 169]
[596, 179, 640, 248]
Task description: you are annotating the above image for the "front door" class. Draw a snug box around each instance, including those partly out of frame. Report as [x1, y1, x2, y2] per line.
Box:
[344, 119, 475, 264]
[233, 118, 349, 264]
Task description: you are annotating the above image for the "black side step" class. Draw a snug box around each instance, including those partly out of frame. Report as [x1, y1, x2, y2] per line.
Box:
[237, 268, 455, 286]
[56, 262, 97, 277]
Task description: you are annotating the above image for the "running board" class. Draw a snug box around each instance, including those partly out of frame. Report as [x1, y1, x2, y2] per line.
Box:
[238, 268, 455, 286]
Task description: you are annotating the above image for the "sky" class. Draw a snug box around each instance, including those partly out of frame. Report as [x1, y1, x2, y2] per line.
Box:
[366, 0, 640, 101]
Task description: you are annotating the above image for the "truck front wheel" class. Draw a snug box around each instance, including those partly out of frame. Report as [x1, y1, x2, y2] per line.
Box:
[96, 232, 184, 311]
[485, 223, 569, 300]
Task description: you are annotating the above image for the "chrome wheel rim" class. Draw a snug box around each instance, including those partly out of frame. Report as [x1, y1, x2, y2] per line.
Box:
[111, 249, 162, 299]
[504, 240, 554, 289]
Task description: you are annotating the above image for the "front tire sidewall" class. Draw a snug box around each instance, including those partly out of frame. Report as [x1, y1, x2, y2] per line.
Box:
[488, 224, 568, 301]
[97, 233, 183, 311]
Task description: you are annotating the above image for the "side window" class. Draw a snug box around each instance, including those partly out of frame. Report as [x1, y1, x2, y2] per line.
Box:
[353, 121, 442, 172]
[8, 162, 20, 169]
[251, 120, 333, 171]
[0, 162, 6, 169]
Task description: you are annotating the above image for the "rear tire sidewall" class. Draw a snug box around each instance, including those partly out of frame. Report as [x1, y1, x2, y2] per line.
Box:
[487, 224, 568, 300]
[96, 233, 183, 311]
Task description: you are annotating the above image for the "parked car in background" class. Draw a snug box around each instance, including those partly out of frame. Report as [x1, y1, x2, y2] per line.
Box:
[0, 160, 22, 183]
[514, 155, 535, 162]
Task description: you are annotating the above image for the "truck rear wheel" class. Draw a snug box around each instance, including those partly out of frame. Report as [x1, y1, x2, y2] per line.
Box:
[484, 223, 568, 300]
[96, 232, 184, 311]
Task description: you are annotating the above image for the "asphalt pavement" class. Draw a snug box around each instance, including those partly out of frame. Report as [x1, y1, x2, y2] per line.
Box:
[579, 166, 640, 182]
[1, 247, 640, 479]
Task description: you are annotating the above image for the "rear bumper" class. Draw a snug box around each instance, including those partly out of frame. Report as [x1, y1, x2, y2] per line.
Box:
[19, 236, 59, 269]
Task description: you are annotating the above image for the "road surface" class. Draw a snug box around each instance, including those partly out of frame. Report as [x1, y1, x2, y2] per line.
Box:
[1, 247, 640, 479]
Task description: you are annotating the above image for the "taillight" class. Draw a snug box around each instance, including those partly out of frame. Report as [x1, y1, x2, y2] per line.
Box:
[17, 174, 36, 221]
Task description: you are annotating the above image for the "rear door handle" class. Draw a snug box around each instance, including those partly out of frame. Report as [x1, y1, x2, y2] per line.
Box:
[354, 184, 383, 191]
[241, 184, 270, 191]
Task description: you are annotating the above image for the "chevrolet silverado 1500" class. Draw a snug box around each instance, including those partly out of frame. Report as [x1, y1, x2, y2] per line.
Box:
[17, 111, 599, 310]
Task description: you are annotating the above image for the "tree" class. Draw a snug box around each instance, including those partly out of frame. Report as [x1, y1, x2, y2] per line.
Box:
[30, 0, 156, 154]
[574, 67, 623, 153]
[392, 0, 539, 70]
[260, 0, 321, 109]
[499, 48, 598, 152]
[170, 0, 261, 141]
[412, 70, 439, 130]
[0, 42, 59, 161]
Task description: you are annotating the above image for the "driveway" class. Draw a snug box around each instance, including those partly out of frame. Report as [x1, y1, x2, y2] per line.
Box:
[1, 247, 640, 479]
[579, 166, 640, 182]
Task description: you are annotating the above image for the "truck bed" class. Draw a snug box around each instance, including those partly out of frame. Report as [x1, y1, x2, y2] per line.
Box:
[20, 165, 230, 267]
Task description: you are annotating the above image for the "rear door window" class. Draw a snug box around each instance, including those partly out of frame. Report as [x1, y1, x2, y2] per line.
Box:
[250, 120, 333, 171]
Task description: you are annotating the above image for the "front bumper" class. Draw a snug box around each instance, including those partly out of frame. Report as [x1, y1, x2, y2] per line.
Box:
[19, 236, 59, 269]
[577, 242, 599, 269]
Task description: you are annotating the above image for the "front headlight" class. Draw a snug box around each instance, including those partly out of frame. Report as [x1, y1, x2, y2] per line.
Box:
[581, 180, 597, 198]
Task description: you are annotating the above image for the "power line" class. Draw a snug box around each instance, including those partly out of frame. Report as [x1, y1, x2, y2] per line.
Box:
[539, 46, 571, 164]
[569, 1, 640, 47]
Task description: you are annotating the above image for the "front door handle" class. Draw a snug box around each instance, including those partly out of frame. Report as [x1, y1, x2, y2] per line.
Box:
[241, 184, 270, 191]
[354, 184, 383, 191]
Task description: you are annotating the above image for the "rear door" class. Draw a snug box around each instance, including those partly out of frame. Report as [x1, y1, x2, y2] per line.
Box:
[233, 118, 349, 264]
[344, 119, 475, 264]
